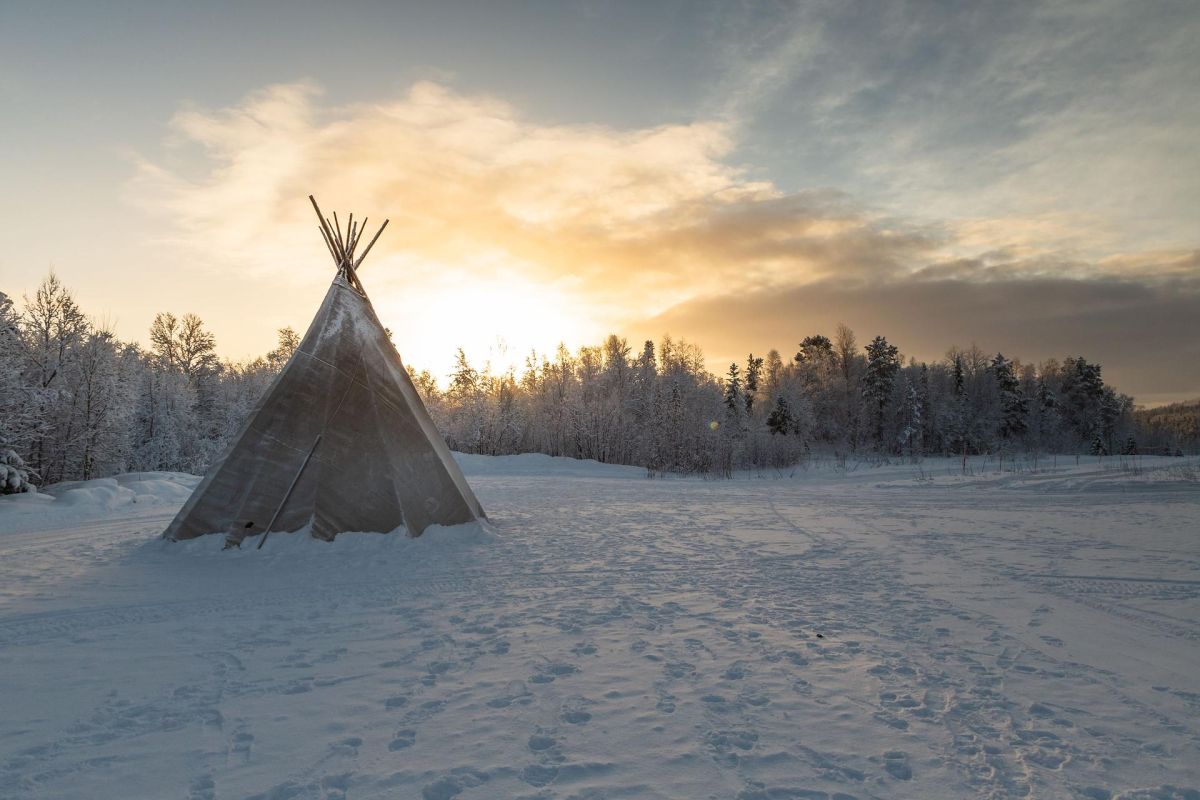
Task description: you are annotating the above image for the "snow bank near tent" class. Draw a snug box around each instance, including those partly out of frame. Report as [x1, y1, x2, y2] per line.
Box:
[45, 472, 199, 507]
[0, 472, 200, 535]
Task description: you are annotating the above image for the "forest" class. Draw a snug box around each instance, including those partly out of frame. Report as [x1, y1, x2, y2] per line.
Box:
[1, 272, 1193, 494]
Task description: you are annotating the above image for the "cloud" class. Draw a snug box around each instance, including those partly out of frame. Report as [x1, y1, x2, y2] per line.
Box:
[132, 80, 1198, 400]
[710, 1, 1200, 256]
[646, 273, 1200, 407]
[131, 80, 939, 323]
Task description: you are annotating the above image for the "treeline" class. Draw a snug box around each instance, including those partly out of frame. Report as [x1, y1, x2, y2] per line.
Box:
[1, 274, 298, 493]
[414, 323, 1146, 477]
[1133, 399, 1200, 455]
[0, 272, 1167, 493]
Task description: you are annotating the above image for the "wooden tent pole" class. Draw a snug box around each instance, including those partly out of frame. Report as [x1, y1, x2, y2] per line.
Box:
[354, 219, 390, 269]
[349, 217, 367, 259]
[318, 226, 339, 263]
[257, 434, 323, 550]
[309, 196, 345, 268]
[324, 218, 342, 260]
[331, 212, 347, 260]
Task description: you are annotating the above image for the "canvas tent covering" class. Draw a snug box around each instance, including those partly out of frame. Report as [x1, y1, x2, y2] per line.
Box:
[164, 197, 485, 544]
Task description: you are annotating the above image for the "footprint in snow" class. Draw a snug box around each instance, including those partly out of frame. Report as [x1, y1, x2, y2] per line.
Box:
[723, 662, 748, 680]
[421, 769, 490, 800]
[520, 764, 558, 787]
[402, 699, 448, 724]
[188, 775, 215, 800]
[663, 661, 695, 679]
[422, 660, 457, 686]
[330, 736, 362, 757]
[388, 729, 416, 751]
[487, 681, 532, 708]
[701, 694, 729, 708]
[882, 750, 912, 780]
[527, 734, 556, 751]
[737, 690, 770, 708]
[531, 662, 578, 683]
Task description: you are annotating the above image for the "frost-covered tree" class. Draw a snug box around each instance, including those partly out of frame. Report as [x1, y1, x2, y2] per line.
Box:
[19, 273, 89, 483]
[149, 312, 218, 383]
[796, 335, 834, 365]
[861, 336, 900, 450]
[898, 376, 923, 457]
[834, 324, 863, 449]
[744, 354, 763, 415]
[0, 444, 35, 494]
[989, 353, 1028, 444]
[1061, 357, 1106, 448]
[767, 395, 793, 436]
[266, 327, 300, 371]
[629, 340, 658, 463]
[73, 327, 133, 479]
[722, 362, 746, 442]
[445, 348, 484, 451]
[0, 292, 37, 461]
[762, 349, 784, 403]
[1, 270, 1149, 485]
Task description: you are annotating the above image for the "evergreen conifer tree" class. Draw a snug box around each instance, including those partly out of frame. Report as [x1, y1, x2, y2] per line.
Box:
[990, 353, 1029, 443]
[767, 395, 793, 436]
[861, 336, 900, 449]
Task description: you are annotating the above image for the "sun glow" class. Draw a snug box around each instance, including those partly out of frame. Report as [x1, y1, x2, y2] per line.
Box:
[372, 269, 602, 384]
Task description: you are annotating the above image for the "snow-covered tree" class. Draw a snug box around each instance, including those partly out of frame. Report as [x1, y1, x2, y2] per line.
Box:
[0, 444, 35, 494]
[861, 336, 900, 450]
[989, 353, 1029, 444]
[1, 269, 1152, 484]
[266, 327, 300, 371]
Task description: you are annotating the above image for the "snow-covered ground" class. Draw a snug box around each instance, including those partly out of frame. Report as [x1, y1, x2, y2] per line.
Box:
[1, 455, 1198, 800]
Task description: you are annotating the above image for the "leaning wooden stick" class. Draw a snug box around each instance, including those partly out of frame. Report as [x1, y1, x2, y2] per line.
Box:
[257, 435, 323, 550]
[354, 219, 390, 269]
[349, 217, 367, 258]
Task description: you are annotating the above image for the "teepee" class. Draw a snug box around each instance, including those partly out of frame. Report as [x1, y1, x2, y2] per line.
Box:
[164, 196, 485, 545]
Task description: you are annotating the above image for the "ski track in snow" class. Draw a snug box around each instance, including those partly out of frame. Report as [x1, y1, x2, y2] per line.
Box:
[0, 456, 1198, 799]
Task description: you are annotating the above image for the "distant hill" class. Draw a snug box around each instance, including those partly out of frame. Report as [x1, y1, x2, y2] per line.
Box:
[1133, 398, 1200, 454]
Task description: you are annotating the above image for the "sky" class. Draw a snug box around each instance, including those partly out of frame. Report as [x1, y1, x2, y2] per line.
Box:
[1, 0, 1198, 405]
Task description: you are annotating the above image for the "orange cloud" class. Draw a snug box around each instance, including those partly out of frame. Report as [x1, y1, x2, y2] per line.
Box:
[131, 83, 930, 347]
[131, 81, 1197, 385]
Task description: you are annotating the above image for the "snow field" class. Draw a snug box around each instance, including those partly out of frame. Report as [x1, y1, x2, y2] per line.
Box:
[0, 455, 1198, 799]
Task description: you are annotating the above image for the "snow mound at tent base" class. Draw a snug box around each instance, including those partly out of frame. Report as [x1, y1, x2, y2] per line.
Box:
[149, 518, 497, 561]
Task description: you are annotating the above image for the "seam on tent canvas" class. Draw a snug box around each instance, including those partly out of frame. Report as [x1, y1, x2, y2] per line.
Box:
[297, 348, 418, 424]
[242, 427, 318, 458]
[292, 349, 361, 385]
[360, 339, 408, 527]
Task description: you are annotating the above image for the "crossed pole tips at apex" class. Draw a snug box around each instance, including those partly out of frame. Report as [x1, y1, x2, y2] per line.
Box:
[308, 195, 390, 292]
